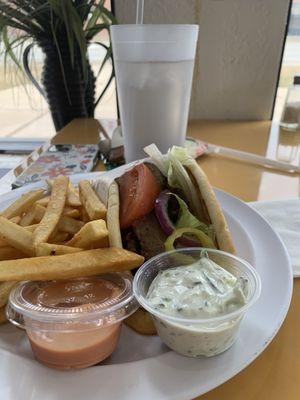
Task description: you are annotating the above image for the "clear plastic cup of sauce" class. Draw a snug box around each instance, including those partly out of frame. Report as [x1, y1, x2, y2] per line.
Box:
[7, 273, 138, 369]
[133, 248, 261, 358]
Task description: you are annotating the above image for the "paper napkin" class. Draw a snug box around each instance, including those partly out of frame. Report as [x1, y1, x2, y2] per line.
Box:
[251, 199, 300, 277]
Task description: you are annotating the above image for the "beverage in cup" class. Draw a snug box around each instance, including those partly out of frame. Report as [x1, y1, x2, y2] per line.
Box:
[110, 24, 199, 162]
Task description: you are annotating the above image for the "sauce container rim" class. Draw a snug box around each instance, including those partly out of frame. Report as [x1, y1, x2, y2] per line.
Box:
[7, 273, 138, 327]
[133, 247, 261, 325]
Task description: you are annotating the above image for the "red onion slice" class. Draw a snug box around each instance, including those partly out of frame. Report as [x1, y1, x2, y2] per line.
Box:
[154, 190, 174, 235]
[155, 191, 202, 247]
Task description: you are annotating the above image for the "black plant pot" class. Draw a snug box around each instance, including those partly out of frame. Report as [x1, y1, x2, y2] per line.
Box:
[23, 39, 96, 132]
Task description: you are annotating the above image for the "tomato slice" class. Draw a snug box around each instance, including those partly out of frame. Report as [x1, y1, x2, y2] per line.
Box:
[119, 163, 161, 229]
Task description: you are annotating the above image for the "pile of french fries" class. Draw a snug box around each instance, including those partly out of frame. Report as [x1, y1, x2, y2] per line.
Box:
[0, 176, 143, 323]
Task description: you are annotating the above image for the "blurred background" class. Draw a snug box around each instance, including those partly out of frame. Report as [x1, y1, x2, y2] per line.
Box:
[0, 0, 116, 141]
[0, 0, 297, 140]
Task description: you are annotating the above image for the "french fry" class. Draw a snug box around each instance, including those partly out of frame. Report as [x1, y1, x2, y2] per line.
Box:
[57, 216, 84, 235]
[79, 180, 107, 220]
[125, 308, 157, 335]
[81, 207, 90, 222]
[10, 216, 21, 224]
[67, 182, 81, 207]
[0, 238, 7, 248]
[0, 281, 16, 307]
[0, 306, 7, 324]
[0, 248, 144, 281]
[49, 231, 69, 243]
[0, 225, 36, 247]
[19, 206, 37, 226]
[63, 207, 80, 219]
[64, 206, 74, 213]
[33, 204, 46, 222]
[106, 181, 122, 248]
[0, 247, 27, 261]
[33, 176, 69, 245]
[45, 178, 53, 191]
[36, 204, 81, 220]
[39, 205, 80, 219]
[0, 217, 34, 256]
[36, 243, 83, 256]
[34, 204, 83, 235]
[66, 220, 109, 249]
[24, 224, 38, 233]
[0, 189, 44, 219]
[47, 180, 81, 207]
[36, 196, 50, 207]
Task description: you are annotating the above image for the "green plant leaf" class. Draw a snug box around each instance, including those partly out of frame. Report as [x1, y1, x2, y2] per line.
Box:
[86, 3, 103, 31]
[48, 0, 63, 18]
[2, 26, 23, 70]
[0, 0, 117, 105]
[0, 32, 29, 56]
[76, 0, 95, 24]
[61, 1, 75, 67]
[85, 23, 108, 41]
[0, 3, 44, 34]
[49, 6, 72, 104]
[68, 4, 88, 81]
[101, 6, 118, 25]
[94, 69, 114, 108]
[0, 13, 29, 33]
[93, 41, 111, 77]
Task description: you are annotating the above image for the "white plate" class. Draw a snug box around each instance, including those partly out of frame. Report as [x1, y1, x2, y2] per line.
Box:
[0, 171, 293, 400]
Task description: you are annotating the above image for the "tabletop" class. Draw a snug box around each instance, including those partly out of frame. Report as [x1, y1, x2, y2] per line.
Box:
[8, 118, 300, 399]
[52, 118, 300, 201]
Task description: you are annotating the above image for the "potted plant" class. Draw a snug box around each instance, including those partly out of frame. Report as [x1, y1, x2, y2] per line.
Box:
[0, 0, 117, 131]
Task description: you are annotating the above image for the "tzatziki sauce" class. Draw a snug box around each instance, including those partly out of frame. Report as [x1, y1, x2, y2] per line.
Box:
[146, 256, 249, 357]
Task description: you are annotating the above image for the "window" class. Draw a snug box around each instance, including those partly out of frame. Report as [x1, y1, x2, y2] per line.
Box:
[0, 0, 117, 141]
[273, 0, 300, 121]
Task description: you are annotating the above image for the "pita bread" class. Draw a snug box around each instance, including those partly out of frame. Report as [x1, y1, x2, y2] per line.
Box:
[184, 161, 236, 254]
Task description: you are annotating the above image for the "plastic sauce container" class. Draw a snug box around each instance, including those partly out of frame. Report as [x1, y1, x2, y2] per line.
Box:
[133, 248, 261, 358]
[7, 274, 138, 369]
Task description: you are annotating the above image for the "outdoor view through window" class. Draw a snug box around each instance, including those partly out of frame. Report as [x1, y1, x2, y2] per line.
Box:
[0, 0, 116, 141]
[0, 1, 299, 140]
[274, 0, 300, 120]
